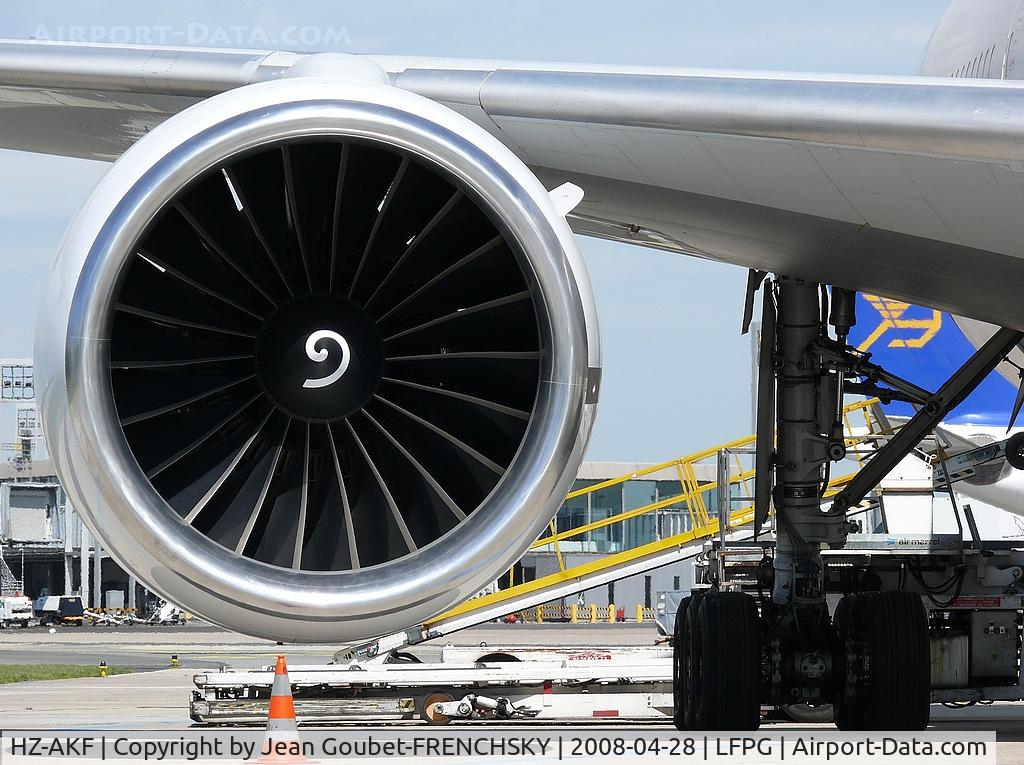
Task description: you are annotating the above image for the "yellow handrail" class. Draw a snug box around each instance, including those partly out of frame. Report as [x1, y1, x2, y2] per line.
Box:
[532, 399, 884, 553]
[432, 398, 888, 627]
[435, 507, 757, 625]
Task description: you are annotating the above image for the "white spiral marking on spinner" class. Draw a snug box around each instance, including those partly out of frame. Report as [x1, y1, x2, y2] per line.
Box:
[302, 330, 351, 389]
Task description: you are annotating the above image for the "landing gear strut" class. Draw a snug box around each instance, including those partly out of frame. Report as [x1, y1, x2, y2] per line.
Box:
[672, 275, 1023, 730]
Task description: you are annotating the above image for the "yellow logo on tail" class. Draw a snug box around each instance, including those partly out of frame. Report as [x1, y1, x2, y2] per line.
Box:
[858, 294, 942, 352]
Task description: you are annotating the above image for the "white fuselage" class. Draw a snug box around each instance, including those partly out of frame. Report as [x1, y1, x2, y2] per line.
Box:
[914, 2, 1024, 519]
[921, 0, 1022, 79]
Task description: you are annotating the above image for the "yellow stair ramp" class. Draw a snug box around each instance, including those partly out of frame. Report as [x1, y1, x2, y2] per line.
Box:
[429, 399, 889, 628]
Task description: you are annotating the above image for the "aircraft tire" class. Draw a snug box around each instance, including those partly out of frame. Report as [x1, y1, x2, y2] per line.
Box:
[1006, 432, 1024, 471]
[835, 591, 929, 730]
[672, 596, 691, 730]
[691, 590, 762, 731]
[833, 594, 868, 730]
[681, 590, 707, 729]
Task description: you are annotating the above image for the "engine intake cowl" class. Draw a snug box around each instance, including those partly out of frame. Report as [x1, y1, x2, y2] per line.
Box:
[36, 77, 599, 642]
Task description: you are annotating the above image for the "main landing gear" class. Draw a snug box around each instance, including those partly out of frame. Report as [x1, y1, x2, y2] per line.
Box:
[672, 275, 1023, 730]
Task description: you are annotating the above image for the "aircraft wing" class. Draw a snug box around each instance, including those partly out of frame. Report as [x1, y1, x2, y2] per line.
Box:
[4, 40, 1024, 329]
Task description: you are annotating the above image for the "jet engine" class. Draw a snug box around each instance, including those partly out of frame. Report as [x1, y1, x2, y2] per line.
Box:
[35, 76, 599, 642]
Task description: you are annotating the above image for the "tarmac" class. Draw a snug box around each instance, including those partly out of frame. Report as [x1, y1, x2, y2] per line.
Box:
[0, 621, 668, 730]
[0, 621, 660, 670]
[2, 622, 1024, 761]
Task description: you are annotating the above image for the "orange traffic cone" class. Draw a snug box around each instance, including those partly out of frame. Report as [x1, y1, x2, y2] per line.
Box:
[255, 656, 311, 763]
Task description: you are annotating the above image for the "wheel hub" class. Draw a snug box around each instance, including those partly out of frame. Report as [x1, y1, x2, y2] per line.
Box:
[255, 294, 383, 422]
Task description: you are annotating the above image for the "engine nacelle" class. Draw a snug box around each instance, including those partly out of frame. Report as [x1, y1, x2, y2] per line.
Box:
[36, 77, 599, 642]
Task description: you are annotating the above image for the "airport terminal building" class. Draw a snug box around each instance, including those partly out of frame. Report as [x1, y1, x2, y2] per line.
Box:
[520, 462, 703, 612]
[0, 460, 144, 610]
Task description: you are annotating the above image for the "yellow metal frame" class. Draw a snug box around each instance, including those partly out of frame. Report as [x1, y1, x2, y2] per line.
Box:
[429, 399, 889, 628]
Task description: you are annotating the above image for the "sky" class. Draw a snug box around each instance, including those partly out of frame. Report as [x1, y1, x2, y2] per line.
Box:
[0, 1, 954, 462]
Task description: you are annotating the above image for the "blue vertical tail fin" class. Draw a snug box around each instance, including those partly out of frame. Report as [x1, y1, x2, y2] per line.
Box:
[847, 293, 1015, 426]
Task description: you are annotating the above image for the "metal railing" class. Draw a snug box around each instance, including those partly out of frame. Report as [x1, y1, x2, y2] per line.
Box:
[507, 604, 658, 624]
[0, 547, 24, 597]
[429, 399, 891, 627]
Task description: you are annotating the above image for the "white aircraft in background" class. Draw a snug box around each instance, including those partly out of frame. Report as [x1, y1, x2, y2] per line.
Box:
[4, 0, 1024, 731]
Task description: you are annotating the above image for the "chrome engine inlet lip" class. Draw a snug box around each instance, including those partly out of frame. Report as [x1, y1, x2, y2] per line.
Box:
[50, 78, 593, 641]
